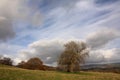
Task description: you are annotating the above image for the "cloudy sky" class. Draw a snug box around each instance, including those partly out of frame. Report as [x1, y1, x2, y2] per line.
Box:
[0, 0, 120, 66]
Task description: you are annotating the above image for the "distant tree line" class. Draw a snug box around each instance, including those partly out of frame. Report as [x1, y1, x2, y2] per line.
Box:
[0, 56, 13, 66]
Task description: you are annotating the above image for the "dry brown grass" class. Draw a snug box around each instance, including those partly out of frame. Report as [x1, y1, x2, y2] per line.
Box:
[0, 64, 120, 80]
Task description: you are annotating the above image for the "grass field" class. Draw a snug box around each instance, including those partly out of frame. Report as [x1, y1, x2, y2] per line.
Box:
[0, 64, 120, 80]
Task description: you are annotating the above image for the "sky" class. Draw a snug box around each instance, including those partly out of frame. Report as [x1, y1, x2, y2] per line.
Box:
[0, 0, 120, 66]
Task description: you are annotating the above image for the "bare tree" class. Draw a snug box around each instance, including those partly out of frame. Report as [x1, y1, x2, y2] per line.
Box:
[58, 41, 89, 72]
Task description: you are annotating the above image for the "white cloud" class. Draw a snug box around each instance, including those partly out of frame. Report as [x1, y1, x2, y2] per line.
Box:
[0, 42, 24, 65]
[76, 0, 95, 10]
[86, 28, 120, 49]
[17, 38, 120, 66]
[19, 39, 65, 66]
[0, 43, 23, 55]
[86, 48, 120, 64]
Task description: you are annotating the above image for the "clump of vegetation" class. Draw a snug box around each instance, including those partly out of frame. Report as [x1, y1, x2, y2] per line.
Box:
[0, 56, 13, 66]
[58, 41, 89, 72]
[17, 57, 45, 70]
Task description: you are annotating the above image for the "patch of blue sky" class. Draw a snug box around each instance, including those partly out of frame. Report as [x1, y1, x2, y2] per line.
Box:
[10, 35, 35, 46]
[13, 22, 29, 32]
[0, 42, 24, 57]
[40, 17, 56, 29]
[26, 0, 78, 14]
[10, 24, 37, 46]
[95, 0, 119, 6]
[26, 0, 54, 13]
[100, 14, 120, 29]
[11, 0, 120, 46]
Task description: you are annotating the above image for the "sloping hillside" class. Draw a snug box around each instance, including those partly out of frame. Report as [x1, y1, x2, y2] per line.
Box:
[0, 64, 120, 80]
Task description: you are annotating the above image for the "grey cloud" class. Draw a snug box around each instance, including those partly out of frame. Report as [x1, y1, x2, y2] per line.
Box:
[86, 50, 105, 63]
[0, 43, 23, 56]
[20, 39, 65, 66]
[86, 48, 120, 64]
[19, 39, 89, 66]
[0, 0, 42, 41]
[28, 0, 79, 11]
[18, 39, 120, 66]
[0, 42, 24, 65]
[86, 28, 120, 49]
[0, 17, 15, 41]
[95, 0, 119, 6]
[0, 0, 18, 41]
[107, 48, 120, 62]
[84, 28, 120, 64]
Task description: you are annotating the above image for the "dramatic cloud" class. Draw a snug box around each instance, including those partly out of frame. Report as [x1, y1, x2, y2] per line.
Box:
[0, 17, 15, 41]
[0, 0, 20, 41]
[0, 0, 120, 66]
[28, 0, 79, 11]
[0, 0, 42, 41]
[85, 27, 120, 64]
[19, 39, 88, 66]
[19, 39, 65, 66]
[18, 38, 120, 66]
[86, 28, 120, 49]
[86, 48, 120, 64]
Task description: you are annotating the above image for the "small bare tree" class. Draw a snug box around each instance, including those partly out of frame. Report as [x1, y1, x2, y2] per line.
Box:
[58, 41, 89, 72]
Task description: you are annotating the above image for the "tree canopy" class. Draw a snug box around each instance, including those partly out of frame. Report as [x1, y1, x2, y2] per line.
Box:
[58, 41, 89, 72]
[0, 57, 13, 66]
[17, 57, 45, 70]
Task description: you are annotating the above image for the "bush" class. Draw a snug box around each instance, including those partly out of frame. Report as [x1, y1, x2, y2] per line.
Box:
[17, 57, 45, 70]
[0, 57, 13, 66]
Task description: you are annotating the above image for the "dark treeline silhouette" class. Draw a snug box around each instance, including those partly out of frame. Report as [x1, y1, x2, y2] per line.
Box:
[0, 56, 13, 66]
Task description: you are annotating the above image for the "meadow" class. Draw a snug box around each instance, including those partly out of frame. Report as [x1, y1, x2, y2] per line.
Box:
[0, 64, 120, 80]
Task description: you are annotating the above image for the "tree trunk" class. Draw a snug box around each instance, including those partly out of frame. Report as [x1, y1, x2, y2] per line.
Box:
[67, 65, 70, 72]
[70, 64, 74, 72]
[67, 64, 74, 72]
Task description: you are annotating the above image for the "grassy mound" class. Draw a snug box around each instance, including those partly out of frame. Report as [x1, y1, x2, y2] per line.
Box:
[0, 64, 120, 80]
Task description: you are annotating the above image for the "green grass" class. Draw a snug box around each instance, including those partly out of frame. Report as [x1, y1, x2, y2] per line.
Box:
[0, 64, 120, 80]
